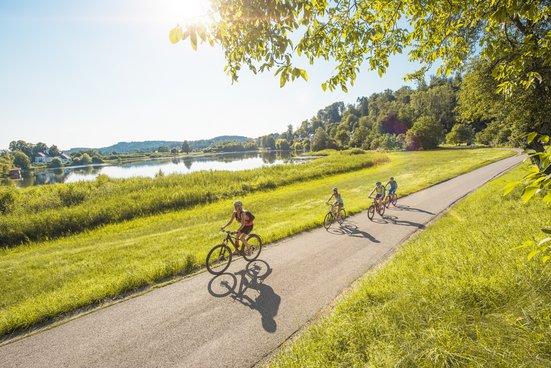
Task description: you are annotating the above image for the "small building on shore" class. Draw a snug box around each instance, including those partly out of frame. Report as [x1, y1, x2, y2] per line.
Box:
[9, 167, 22, 180]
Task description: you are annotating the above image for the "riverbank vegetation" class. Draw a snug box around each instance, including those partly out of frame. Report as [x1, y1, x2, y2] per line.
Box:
[267, 164, 550, 368]
[0, 151, 388, 246]
[0, 149, 513, 337]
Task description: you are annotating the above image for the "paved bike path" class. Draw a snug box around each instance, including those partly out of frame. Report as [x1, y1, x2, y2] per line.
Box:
[0, 154, 524, 368]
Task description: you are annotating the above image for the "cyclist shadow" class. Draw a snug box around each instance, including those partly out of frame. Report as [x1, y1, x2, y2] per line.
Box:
[207, 260, 280, 333]
[375, 215, 426, 229]
[327, 222, 380, 243]
[393, 204, 435, 216]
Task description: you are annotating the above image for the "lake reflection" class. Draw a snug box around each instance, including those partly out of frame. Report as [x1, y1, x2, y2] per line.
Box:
[11, 151, 305, 188]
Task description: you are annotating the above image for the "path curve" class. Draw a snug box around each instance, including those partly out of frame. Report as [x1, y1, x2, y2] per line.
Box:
[0, 154, 524, 368]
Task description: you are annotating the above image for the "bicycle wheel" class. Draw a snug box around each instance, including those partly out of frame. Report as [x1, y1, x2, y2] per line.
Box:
[337, 209, 346, 224]
[206, 244, 232, 275]
[323, 212, 334, 229]
[243, 234, 262, 261]
[367, 205, 375, 220]
[377, 203, 385, 217]
[392, 195, 398, 206]
[384, 195, 391, 208]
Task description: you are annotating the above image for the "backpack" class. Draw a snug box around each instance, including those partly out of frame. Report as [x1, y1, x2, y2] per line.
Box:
[244, 210, 255, 222]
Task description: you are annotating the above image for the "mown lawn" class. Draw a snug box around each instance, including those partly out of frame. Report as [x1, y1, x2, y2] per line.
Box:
[267, 164, 550, 368]
[0, 149, 514, 337]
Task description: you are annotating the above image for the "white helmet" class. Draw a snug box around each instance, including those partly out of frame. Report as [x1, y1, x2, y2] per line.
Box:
[233, 200, 243, 206]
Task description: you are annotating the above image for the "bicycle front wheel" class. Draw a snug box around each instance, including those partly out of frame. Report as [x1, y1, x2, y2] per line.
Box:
[337, 209, 346, 224]
[384, 196, 391, 208]
[377, 203, 385, 217]
[323, 212, 334, 229]
[367, 205, 375, 220]
[243, 234, 262, 261]
[206, 244, 232, 275]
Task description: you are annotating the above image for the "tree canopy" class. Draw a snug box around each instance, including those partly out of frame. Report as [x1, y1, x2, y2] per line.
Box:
[170, 0, 551, 93]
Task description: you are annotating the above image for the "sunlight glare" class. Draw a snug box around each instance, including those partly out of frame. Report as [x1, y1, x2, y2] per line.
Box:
[151, 0, 211, 24]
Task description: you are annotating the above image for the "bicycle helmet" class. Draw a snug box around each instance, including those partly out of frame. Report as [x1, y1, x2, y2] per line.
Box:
[332, 187, 338, 191]
[376, 181, 381, 185]
[233, 200, 243, 206]
[390, 177, 394, 180]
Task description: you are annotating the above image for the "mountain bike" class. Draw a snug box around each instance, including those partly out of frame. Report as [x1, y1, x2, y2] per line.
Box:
[367, 196, 385, 220]
[323, 203, 346, 229]
[385, 192, 398, 208]
[206, 230, 262, 275]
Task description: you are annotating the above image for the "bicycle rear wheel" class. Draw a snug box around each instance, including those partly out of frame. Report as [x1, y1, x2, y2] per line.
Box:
[243, 234, 262, 261]
[367, 205, 375, 220]
[206, 244, 232, 275]
[384, 196, 391, 208]
[323, 212, 334, 229]
[392, 195, 398, 206]
[337, 209, 346, 224]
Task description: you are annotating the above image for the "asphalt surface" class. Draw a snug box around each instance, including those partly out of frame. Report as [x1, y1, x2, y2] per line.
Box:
[0, 153, 524, 368]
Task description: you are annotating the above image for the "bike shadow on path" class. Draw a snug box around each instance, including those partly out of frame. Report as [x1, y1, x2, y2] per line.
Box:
[393, 204, 435, 216]
[371, 215, 426, 229]
[326, 221, 380, 243]
[207, 260, 280, 333]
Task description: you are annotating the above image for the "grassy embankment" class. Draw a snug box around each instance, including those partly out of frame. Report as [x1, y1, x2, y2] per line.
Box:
[0, 152, 384, 246]
[267, 164, 551, 368]
[0, 149, 514, 337]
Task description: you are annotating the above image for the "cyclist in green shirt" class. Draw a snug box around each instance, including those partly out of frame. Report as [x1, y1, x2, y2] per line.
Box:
[368, 181, 386, 207]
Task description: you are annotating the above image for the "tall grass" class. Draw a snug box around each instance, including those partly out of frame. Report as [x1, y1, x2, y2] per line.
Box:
[0, 149, 514, 337]
[0, 152, 388, 246]
[268, 165, 551, 368]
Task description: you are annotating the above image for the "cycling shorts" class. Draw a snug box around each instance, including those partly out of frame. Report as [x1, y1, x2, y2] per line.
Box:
[388, 188, 396, 194]
[240, 225, 254, 235]
[375, 194, 384, 200]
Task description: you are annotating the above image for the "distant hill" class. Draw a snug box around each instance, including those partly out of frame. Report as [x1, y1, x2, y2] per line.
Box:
[66, 136, 251, 154]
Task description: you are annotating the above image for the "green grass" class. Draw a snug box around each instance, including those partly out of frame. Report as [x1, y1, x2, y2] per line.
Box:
[0, 149, 514, 337]
[267, 164, 551, 368]
[0, 151, 387, 246]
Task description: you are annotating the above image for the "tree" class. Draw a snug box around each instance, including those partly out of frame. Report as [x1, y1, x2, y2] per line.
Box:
[170, 1, 551, 94]
[311, 128, 329, 151]
[32, 142, 48, 158]
[0, 152, 14, 176]
[407, 116, 444, 150]
[48, 158, 63, 168]
[49, 145, 61, 157]
[275, 139, 290, 151]
[446, 124, 475, 145]
[158, 146, 170, 153]
[13, 151, 31, 169]
[79, 153, 92, 165]
[9, 140, 33, 158]
[181, 140, 192, 154]
[170, 148, 179, 155]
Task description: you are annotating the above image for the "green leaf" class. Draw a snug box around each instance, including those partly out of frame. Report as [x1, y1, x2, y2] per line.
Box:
[543, 255, 550, 263]
[502, 181, 520, 196]
[527, 249, 541, 261]
[521, 185, 539, 203]
[321, 83, 327, 91]
[513, 240, 534, 250]
[527, 132, 538, 144]
[542, 226, 551, 234]
[299, 69, 308, 81]
[169, 26, 183, 44]
[280, 72, 287, 88]
[538, 237, 551, 246]
[190, 31, 198, 51]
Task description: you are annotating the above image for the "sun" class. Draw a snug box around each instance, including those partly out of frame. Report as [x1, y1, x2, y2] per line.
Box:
[156, 0, 211, 24]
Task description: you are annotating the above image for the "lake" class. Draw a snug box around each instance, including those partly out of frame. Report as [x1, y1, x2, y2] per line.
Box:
[6, 151, 307, 188]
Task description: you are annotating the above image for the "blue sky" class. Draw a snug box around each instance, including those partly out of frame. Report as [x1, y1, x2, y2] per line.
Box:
[0, 1, 434, 150]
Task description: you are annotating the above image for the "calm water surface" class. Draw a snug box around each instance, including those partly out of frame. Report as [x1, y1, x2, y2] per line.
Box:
[8, 152, 306, 188]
